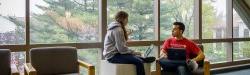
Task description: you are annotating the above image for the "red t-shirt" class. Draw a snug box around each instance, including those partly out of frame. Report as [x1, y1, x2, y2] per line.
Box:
[162, 37, 200, 59]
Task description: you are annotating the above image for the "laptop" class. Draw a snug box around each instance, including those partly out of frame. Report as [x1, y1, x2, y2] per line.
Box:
[143, 44, 154, 57]
[167, 48, 186, 60]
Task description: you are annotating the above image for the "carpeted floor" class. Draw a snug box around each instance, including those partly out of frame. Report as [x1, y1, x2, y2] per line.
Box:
[214, 69, 250, 75]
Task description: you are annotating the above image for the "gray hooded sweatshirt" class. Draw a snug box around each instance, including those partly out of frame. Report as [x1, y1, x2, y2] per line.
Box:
[103, 21, 134, 59]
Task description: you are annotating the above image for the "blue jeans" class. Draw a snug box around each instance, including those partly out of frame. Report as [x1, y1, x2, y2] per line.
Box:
[159, 59, 190, 75]
[108, 54, 145, 75]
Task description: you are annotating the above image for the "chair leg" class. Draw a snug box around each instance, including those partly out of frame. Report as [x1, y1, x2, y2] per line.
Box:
[204, 61, 210, 75]
[156, 60, 161, 75]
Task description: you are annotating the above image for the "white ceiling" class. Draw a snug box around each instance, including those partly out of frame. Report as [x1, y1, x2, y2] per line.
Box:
[245, 0, 250, 8]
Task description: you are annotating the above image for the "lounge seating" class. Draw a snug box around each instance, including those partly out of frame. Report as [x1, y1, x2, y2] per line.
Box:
[0, 49, 20, 75]
[156, 44, 211, 75]
[24, 46, 95, 75]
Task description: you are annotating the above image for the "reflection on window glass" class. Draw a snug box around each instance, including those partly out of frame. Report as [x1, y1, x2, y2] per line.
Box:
[30, 0, 99, 44]
[160, 0, 195, 40]
[11, 52, 25, 74]
[78, 49, 100, 75]
[107, 0, 155, 41]
[202, 0, 227, 39]
[0, 0, 25, 45]
[233, 42, 250, 61]
[203, 43, 227, 63]
[233, 9, 250, 38]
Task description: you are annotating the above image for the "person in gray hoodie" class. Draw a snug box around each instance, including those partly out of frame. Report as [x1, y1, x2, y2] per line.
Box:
[103, 11, 145, 75]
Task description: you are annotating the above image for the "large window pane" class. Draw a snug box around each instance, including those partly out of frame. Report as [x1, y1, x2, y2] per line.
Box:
[0, 0, 25, 45]
[30, 0, 99, 44]
[233, 42, 250, 61]
[160, 0, 195, 40]
[107, 0, 155, 41]
[233, 9, 250, 38]
[78, 49, 100, 75]
[203, 43, 228, 63]
[11, 52, 25, 74]
[202, 0, 227, 39]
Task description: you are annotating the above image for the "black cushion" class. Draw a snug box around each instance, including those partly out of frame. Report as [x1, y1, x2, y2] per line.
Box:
[30, 46, 78, 75]
[0, 49, 11, 75]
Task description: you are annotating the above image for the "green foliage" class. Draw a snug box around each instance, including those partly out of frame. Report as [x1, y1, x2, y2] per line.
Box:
[204, 43, 227, 63]
[108, 0, 154, 40]
[240, 42, 250, 59]
[29, 1, 100, 74]
[7, 16, 25, 44]
[30, 0, 99, 43]
[160, 0, 195, 40]
[234, 42, 250, 60]
[202, 1, 217, 39]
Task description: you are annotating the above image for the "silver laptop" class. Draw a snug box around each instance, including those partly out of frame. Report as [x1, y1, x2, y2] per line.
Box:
[143, 44, 154, 57]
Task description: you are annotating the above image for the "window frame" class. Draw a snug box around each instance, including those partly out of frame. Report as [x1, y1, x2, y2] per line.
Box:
[1, 0, 250, 71]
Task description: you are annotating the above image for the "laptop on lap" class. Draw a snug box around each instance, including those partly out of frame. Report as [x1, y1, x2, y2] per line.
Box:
[167, 48, 186, 60]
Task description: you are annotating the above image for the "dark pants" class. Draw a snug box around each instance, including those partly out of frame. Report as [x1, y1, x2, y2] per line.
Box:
[159, 59, 190, 75]
[108, 54, 145, 75]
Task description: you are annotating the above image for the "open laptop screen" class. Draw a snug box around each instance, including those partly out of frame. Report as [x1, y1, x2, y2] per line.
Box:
[144, 44, 154, 57]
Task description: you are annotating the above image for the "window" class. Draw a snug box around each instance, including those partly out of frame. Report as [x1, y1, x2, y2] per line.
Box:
[160, 0, 195, 40]
[233, 42, 250, 61]
[11, 52, 25, 74]
[233, 9, 250, 38]
[0, 0, 25, 45]
[233, 27, 239, 38]
[244, 29, 249, 37]
[78, 49, 100, 75]
[30, 0, 99, 44]
[107, 0, 155, 41]
[202, 0, 227, 39]
[203, 43, 228, 63]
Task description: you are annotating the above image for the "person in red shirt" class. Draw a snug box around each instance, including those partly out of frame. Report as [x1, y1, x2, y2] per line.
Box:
[159, 22, 205, 75]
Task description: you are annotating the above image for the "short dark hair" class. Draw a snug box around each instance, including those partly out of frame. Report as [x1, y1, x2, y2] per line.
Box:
[173, 22, 185, 33]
